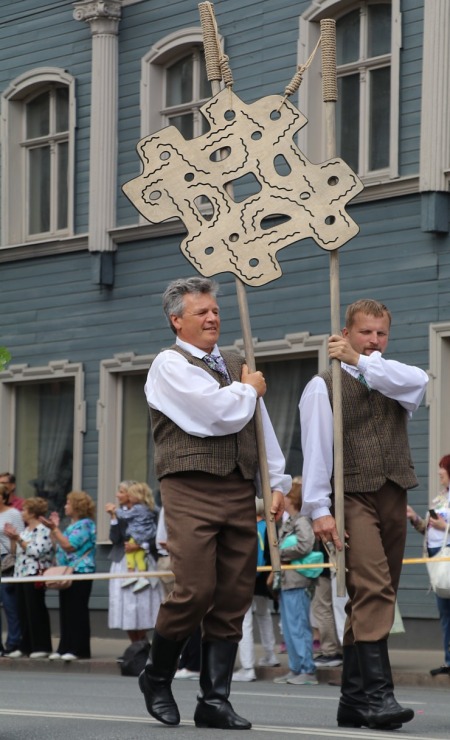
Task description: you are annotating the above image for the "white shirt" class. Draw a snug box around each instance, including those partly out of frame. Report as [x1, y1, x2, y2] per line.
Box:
[145, 338, 291, 495]
[299, 351, 429, 519]
[0, 507, 24, 555]
[427, 488, 450, 549]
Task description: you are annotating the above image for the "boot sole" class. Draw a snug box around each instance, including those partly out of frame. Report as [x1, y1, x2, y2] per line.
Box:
[195, 721, 251, 729]
[338, 721, 402, 730]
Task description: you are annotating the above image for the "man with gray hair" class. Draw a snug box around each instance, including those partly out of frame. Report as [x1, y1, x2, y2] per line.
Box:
[141, 276, 291, 730]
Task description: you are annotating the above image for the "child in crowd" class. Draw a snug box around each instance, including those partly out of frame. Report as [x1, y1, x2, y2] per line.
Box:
[274, 477, 318, 685]
[116, 482, 158, 593]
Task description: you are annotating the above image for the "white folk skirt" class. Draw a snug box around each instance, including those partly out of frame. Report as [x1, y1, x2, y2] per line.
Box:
[108, 554, 162, 631]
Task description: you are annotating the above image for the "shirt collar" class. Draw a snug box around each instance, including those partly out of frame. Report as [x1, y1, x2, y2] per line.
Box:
[176, 337, 220, 360]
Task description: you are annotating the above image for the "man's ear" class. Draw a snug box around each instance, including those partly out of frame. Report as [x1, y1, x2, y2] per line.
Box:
[341, 327, 348, 338]
[170, 314, 181, 332]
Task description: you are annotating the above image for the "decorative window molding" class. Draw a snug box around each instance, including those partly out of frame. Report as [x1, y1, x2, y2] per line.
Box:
[419, 0, 450, 192]
[1, 68, 76, 247]
[298, 0, 401, 198]
[428, 323, 450, 501]
[0, 359, 85, 508]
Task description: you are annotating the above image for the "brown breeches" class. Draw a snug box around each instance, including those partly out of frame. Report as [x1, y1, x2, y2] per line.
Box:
[156, 470, 257, 643]
[341, 481, 407, 644]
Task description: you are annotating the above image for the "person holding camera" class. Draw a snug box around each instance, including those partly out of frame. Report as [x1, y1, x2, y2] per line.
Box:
[407, 454, 450, 677]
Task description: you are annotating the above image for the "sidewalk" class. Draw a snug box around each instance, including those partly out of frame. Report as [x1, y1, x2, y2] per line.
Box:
[0, 637, 448, 688]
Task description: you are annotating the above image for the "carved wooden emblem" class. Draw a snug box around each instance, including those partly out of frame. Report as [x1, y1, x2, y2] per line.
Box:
[123, 89, 363, 287]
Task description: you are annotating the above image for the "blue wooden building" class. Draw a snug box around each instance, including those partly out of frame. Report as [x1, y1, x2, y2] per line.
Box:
[0, 0, 449, 641]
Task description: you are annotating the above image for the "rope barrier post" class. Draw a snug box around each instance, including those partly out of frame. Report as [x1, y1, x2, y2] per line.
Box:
[199, 1, 282, 589]
[320, 18, 346, 597]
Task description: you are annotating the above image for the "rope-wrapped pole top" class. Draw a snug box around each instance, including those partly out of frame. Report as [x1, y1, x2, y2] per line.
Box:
[199, 1, 234, 88]
[320, 18, 338, 102]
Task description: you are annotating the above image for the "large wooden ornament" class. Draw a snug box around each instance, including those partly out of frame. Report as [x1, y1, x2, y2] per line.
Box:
[123, 89, 363, 287]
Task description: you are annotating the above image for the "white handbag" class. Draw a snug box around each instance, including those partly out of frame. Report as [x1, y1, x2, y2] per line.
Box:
[426, 518, 450, 599]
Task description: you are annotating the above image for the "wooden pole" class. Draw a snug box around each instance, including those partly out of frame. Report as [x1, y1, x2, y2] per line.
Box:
[199, 1, 282, 586]
[320, 19, 346, 596]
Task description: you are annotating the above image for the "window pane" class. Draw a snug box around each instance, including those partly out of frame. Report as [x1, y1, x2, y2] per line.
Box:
[26, 91, 50, 138]
[55, 86, 69, 132]
[29, 146, 50, 234]
[369, 66, 390, 170]
[168, 113, 194, 140]
[199, 50, 210, 99]
[337, 74, 360, 172]
[336, 10, 360, 65]
[57, 141, 69, 230]
[166, 55, 193, 106]
[15, 380, 74, 518]
[368, 4, 391, 57]
[121, 375, 156, 493]
[256, 357, 317, 476]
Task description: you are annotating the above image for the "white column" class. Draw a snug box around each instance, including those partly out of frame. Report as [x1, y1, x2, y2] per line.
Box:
[419, 0, 450, 192]
[73, 1, 121, 253]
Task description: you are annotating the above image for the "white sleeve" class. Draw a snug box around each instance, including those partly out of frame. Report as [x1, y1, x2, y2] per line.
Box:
[299, 377, 334, 519]
[357, 352, 428, 413]
[256, 400, 292, 495]
[145, 350, 258, 437]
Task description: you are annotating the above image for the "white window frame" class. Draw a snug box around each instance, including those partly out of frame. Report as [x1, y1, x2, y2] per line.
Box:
[1, 68, 76, 247]
[97, 333, 327, 541]
[0, 359, 85, 495]
[428, 323, 450, 502]
[298, 0, 403, 198]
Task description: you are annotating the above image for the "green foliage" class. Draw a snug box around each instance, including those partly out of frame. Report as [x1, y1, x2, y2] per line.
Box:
[0, 347, 11, 371]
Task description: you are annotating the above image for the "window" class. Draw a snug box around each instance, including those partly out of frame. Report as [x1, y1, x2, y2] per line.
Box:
[162, 49, 210, 139]
[1, 68, 75, 246]
[25, 86, 69, 236]
[97, 353, 155, 541]
[256, 355, 318, 475]
[299, 1, 401, 191]
[98, 334, 327, 539]
[0, 360, 85, 520]
[141, 28, 219, 140]
[336, 2, 391, 175]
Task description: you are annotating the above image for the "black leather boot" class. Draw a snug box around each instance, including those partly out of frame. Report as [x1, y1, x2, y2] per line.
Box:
[355, 640, 414, 729]
[337, 645, 402, 730]
[194, 640, 251, 730]
[138, 631, 187, 726]
[337, 645, 369, 728]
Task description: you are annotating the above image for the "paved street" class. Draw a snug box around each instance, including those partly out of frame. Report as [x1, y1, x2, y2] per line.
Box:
[0, 669, 448, 740]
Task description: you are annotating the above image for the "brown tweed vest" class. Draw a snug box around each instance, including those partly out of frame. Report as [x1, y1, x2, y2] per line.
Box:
[321, 368, 418, 493]
[150, 344, 258, 480]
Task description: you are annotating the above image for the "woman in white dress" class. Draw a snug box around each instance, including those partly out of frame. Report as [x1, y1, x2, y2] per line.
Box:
[106, 481, 162, 644]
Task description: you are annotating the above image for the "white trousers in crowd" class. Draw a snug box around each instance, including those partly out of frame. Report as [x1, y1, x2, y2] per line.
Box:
[238, 596, 276, 669]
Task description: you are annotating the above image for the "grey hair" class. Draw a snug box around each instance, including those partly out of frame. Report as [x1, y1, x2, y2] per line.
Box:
[119, 480, 137, 490]
[162, 277, 220, 334]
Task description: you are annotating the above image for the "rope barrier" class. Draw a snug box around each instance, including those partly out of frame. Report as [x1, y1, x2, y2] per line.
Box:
[1, 555, 448, 585]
